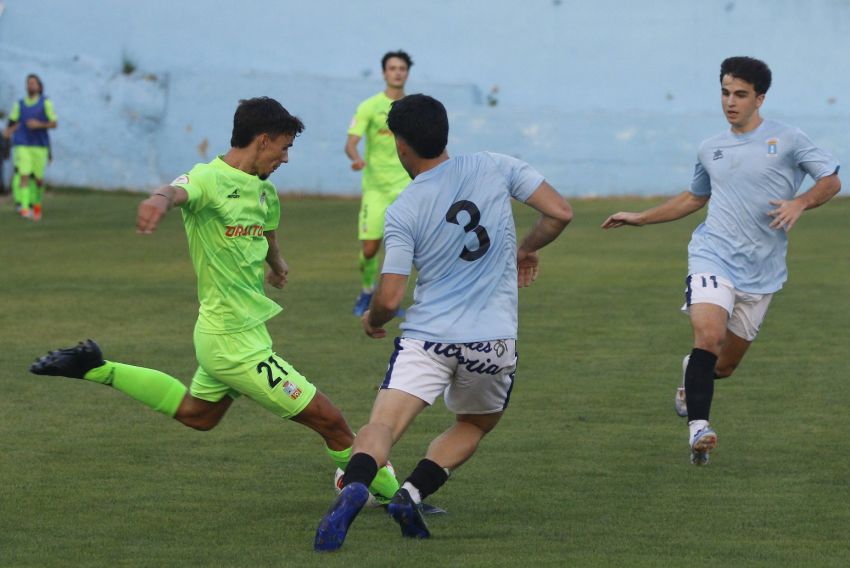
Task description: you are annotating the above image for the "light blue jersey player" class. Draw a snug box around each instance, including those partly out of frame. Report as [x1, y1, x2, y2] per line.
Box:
[382, 151, 544, 343]
[315, 94, 572, 551]
[602, 57, 841, 466]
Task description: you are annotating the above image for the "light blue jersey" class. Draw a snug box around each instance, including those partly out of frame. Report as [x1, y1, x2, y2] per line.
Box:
[688, 119, 839, 293]
[382, 152, 544, 343]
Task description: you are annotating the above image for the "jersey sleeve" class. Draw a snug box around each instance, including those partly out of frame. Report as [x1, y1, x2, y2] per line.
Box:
[8, 101, 20, 122]
[792, 129, 840, 181]
[347, 100, 370, 137]
[264, 184, 281, 231]
[381, 202, 415, 276]
[43, 99, 57, 122]
[171, 165, 210, 212]
[488, 153, 545, 202]
[689, 159, 711, 196]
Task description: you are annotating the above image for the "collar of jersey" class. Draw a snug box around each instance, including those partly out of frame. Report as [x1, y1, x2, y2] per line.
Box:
[728, 118, 768, 141]
[213, 155, 261, 181]
[412, 158, 451, 184]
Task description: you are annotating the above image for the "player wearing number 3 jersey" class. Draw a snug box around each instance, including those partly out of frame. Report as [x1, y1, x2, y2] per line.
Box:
[315, 94, 573, 551]
[29, 97, 399, 503]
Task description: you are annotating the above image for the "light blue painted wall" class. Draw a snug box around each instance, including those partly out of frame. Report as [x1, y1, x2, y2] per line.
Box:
[0, 0, 847, 195]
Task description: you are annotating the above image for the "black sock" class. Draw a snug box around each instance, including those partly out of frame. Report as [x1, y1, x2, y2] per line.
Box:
[341, 452, 378, 488]
[685, 348, 718, 421]
[405, 459, 449, 501]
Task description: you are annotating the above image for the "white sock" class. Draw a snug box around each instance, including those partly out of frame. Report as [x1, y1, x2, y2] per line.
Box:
[688, 419, 709, 442]
[401, 481, 422, 504]
[681, 354, 690, 388]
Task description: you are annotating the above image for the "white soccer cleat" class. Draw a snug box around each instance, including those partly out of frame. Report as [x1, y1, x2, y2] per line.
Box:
[689, 426, 717, 466]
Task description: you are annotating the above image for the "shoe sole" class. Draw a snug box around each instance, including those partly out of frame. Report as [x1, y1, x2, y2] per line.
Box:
[690, 432, 717, 466]
[314, 484, 369, 552]
[692, 434, 717, 453]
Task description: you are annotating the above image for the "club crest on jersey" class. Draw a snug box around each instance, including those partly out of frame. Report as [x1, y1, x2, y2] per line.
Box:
[260, 191, 266, 205]
[282, 380, 302, 400]
[712, 149, 724, 161]
[766, 138, 779, 157]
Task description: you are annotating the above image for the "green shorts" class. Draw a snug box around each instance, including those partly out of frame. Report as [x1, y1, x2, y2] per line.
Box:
[358, 185, 405, 240]
[13, 146, 49, 179]
[190, 323, 317, 419]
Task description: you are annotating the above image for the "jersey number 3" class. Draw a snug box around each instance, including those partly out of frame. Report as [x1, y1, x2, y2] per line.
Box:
[445, 200, 490, 261]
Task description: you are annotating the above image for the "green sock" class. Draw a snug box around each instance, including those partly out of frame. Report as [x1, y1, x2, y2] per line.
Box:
[84, 361, 187, 417]
[370, 462, 400, 500]
[19, 178, 30, 210]
[359, 251, 378, 291]
[12, 173, 21, 206]
[326, 446, 400, 500]
[31, 181, 44, 206]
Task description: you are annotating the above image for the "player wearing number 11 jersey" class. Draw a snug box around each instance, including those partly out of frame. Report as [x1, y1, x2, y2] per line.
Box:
[602, 57, 841, 466]
[315, 94, 573, 551]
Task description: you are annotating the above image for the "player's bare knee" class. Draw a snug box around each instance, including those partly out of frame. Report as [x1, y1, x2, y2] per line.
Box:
[179, 415, 220, 431]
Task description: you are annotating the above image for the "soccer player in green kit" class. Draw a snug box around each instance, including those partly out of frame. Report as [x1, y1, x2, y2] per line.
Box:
[3, 74, 57, 221]
[346, 50, 413, 316]
[30, 97, 399, 502]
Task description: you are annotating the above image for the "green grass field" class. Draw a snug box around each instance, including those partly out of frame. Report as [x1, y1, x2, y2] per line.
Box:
[1, 189, 848, 567]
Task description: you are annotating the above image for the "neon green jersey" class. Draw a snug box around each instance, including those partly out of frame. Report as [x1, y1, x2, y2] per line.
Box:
[9, 97, 57, 122]
[172, 157, 282, 334]
[348, 92, 410, 193]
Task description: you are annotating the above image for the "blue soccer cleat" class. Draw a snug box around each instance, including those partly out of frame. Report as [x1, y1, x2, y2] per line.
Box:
[690, 426, 717, 466]
[352, 291, 373, 316]
[387, 488, 430, 539]
[314, 482, 370, 552]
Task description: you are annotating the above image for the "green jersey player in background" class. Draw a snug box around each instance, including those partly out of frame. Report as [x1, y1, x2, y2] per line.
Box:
[3, 74, 57, 221]
[30, 97, 399, 502]
[345, 50, 413, 316]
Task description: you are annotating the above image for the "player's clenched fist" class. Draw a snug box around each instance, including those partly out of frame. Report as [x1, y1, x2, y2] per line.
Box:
[136, 195, 169, 234]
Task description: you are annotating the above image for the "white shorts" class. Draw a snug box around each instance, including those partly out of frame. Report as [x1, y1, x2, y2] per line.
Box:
[381, 337, 517, 414]
[681, 273, 773, 342]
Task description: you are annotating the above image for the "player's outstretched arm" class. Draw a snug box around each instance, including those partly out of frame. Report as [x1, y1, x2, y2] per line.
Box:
[363, 273, 408, 338]
[264, 230, 289, 289]
[136, 185, 188, 234]
[601, 190, 708, 229]
[517, 181, 573, 288]
[767, 172, 841, 232]
[345, 134, 366, 171]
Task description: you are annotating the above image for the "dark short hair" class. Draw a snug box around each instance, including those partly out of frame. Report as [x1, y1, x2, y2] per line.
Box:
[230, 97, 305, 148]
[381, 50, 413, 71]
[720, 57, 772, 95]
[387, 94, 448, 159]
[26, 73, 44, 95]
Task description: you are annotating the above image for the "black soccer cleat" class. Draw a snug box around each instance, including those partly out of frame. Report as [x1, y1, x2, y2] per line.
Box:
[387, 488, 431, 539]
[30, 339, 105, 379]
